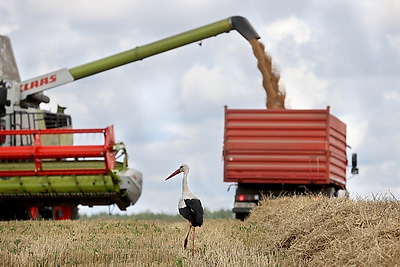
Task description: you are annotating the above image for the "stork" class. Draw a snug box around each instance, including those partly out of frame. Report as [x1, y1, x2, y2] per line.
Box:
[165, 164, 204, 254]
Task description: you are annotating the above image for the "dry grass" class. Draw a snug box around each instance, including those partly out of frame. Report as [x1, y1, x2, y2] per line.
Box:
[248, 195, 400, 266]
[0, 219, 275, 266]
[0, 196, 399, 266]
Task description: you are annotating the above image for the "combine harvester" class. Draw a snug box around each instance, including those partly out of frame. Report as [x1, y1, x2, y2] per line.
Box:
[0, 16, 260, 220]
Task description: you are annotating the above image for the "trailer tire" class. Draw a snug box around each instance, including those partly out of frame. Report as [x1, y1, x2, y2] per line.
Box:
[235, 213, 249, 221]
[323, 186, 337, 197]
[337, 189, 349, 198]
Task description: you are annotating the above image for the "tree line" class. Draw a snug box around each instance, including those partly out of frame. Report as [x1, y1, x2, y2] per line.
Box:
[80, 208, 233, 220]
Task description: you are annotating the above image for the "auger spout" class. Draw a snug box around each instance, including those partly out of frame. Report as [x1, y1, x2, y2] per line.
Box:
[229, 16, 260, 41]
[69, 16, 259, 80]
[19, 16, 260, 101]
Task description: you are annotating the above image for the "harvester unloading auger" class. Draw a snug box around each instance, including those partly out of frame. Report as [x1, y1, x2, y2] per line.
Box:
[0, 16, 260, 220]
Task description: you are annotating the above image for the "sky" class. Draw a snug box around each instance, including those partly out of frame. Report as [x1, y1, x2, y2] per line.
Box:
[1, 0, 400, 215]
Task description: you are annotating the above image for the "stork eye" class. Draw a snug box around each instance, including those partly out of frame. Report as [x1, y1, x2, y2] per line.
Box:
[179, 166, 184, 170]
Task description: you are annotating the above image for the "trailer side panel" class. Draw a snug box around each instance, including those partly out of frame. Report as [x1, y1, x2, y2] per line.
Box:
[223, 106, 347, 188]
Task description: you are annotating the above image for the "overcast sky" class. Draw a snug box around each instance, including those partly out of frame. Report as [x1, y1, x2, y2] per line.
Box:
[2, 0, 400, 215]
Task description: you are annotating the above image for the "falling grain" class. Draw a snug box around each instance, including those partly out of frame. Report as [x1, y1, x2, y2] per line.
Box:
[249, 39, 286, 109]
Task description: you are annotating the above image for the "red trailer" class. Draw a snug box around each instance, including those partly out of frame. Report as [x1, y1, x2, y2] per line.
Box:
[223, 106, 356, 219]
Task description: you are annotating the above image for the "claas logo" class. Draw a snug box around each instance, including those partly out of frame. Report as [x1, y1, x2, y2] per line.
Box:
[20, 74, 57, 92]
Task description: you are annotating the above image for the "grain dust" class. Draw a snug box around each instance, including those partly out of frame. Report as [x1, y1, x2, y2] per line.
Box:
[249, 39, 286, 109]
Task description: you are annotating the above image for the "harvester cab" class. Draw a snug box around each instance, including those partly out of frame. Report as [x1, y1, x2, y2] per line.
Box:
[0, 16, 260, 220]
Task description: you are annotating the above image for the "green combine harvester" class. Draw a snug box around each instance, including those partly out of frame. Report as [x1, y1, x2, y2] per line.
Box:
[0, 16, 260, 220]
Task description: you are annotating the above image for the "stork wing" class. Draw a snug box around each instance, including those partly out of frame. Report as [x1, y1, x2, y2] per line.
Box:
[184, 199, 204, 227]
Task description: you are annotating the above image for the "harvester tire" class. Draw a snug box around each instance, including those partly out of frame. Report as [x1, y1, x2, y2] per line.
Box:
[28, 207, 40, 220]
[53, 206, 79, 220]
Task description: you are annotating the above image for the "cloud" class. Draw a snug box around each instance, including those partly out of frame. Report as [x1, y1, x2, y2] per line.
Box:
[0, 2, 19, 35]
[344, 118, 369, 150]
[384, 90, 400, 103]
[282, 62, 329, 108]
[180, 63, 260, 118]
[263, 16, 312, 47]
[385, 35, 400, 60]
[347, 0, 400, 32]
[23, 0, 136, 20]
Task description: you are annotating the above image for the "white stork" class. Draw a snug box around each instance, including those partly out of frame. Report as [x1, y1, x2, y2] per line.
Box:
[165, 164, 204, 254]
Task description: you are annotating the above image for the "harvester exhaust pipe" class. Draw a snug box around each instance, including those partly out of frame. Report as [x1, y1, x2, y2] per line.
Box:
[18, 16, 260, 101]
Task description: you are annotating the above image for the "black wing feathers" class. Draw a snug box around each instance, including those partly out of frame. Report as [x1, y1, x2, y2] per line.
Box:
[179, 199, 204, 227]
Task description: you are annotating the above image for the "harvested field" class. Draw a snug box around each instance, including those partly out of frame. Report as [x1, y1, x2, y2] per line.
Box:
[0, 196, 399, 266]
[248, 196, 400, 266]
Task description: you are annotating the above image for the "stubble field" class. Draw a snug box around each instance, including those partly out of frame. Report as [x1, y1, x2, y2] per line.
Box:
[1, 196, 399, 266]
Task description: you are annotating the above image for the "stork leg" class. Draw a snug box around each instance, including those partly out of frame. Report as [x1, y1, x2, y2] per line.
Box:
[192, 226, 196, 256]
[184, 224, 192, 249]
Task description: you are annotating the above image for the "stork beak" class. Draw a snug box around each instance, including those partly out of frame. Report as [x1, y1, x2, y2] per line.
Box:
[165, 168, 181, 180]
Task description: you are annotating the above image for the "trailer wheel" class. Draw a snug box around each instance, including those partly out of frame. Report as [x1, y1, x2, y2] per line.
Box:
[235, 213, 249, 221]
[322, 187, 337, 197]
[337, 189, 349, 198]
